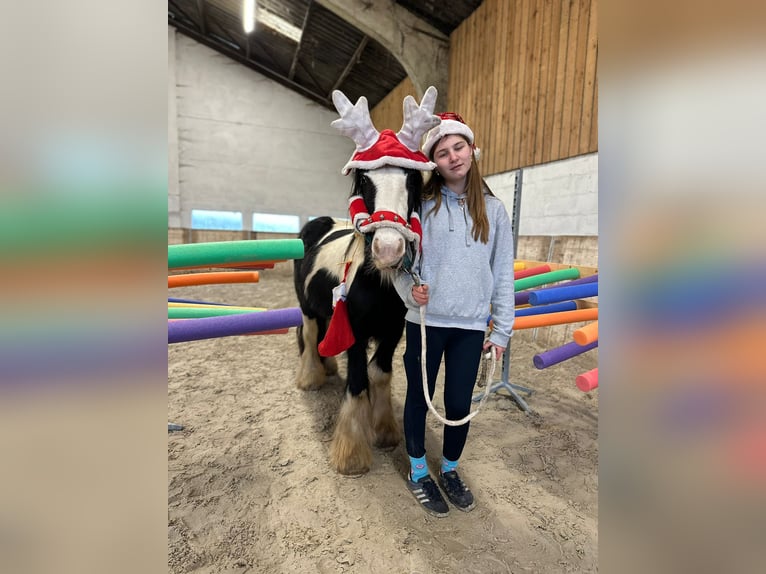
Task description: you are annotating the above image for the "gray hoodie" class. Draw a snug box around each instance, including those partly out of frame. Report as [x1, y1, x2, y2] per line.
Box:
[394, 186, 516, 349]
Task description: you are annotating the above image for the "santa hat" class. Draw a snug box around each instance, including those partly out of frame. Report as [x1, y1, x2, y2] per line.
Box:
[421, 112, 481, 161]
[341, 130, 434, 174]
[332, 87, 441, 175]
[317, 263, 355, 357]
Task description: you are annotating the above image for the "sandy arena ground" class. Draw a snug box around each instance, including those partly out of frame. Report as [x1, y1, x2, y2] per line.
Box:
[168, 262, 598, 573]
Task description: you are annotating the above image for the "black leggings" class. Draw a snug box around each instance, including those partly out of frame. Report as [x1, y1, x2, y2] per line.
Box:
[402, 321, 484, 461]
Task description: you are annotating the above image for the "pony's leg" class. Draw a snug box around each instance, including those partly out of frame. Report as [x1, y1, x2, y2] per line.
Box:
[329, 342, 373, 475]
[321, 355, 338, 377]
[296, 315, 328, 390]
[368, 338, 402, 450]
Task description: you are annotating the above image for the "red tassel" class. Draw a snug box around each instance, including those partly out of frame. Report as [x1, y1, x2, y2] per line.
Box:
[318, 299, 355, 357]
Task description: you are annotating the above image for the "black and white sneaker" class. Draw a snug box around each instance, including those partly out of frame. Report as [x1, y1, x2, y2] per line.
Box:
[438, 470, 476, 511]
[406, 474, 449, 517]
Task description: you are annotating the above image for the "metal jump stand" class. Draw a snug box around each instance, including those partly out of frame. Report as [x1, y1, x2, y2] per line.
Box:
[471, 168, 535, 412]
[472, 342, 535, 412]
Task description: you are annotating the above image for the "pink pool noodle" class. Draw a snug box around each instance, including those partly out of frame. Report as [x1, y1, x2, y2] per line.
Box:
[576, 368, 599, 392]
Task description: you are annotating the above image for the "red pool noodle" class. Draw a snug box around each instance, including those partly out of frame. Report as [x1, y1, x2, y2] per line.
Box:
[172, 260, 281, 271]
[576, 368, 599, 392]
[514, 264, 551, 280]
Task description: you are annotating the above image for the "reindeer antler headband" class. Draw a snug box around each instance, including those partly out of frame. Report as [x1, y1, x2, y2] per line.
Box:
[331, 86, 441, 175]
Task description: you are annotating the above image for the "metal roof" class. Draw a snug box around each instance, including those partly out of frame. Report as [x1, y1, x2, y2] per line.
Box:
[168, 0, 483, 109]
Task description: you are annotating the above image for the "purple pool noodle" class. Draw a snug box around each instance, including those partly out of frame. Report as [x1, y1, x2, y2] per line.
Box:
[168, 297, 232, 306]
[516, 300, 577, 317]
[528, 282, 598, 306]
[515, 291, 531, 305]
[533, 340, 598, 369]
[558, 273, 597, 287]
[168, 307, 303, 344]
[515, 274, 597, 305]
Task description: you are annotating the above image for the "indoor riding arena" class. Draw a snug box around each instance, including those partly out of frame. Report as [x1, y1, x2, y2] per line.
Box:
[168, 1, 598, 572]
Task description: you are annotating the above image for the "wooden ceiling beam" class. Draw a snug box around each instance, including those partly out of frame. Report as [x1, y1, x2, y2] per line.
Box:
[328, 36, 367, 96]
[196, 0, 207, 35]
[288, 1, 313, 80]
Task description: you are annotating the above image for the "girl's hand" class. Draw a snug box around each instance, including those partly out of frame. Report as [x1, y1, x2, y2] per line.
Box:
[483, 341, 505, 361]
[412, 284, 429, 306]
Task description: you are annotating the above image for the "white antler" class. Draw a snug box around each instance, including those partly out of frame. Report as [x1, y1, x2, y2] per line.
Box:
[396, 86, 441, 152]
[330, 90, 379, 152]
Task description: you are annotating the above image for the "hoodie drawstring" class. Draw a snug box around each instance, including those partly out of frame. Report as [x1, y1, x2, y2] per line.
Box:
[441, 189, 471, 246]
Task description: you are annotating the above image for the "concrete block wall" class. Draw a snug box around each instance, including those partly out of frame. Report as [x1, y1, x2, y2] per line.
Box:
[168, 27, 356, 232]
[486, 152, 598, 239]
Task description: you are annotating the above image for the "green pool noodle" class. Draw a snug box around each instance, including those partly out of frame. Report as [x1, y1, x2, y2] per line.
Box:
[514, 267, 581, 292]
[169, 307, 266, 319]
[168, 239, 304, 269]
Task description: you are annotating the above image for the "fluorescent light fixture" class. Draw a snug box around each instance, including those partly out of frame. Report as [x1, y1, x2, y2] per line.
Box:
[243, 0, 256, 34]
[242, 0, 302, 42]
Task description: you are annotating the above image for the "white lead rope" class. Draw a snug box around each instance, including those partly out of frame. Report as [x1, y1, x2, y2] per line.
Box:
[418, 304, 496, 426]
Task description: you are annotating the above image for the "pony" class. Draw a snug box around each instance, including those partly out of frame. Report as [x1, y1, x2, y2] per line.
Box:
[293, 87, 440, 475]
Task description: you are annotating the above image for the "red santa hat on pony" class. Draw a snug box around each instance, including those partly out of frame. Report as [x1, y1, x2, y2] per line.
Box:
[332, 86, 440, 245]
[421, 112, 481, 161]
[317, 87, 440, 358]
[332, 86, 441, 175]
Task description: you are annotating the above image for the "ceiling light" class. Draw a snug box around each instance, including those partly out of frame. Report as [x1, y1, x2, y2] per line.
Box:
[242, 0, 256, 34]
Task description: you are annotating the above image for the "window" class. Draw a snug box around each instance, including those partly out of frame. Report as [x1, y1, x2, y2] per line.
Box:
[252, 213, 300, 233]
[191, 209, 243, 230]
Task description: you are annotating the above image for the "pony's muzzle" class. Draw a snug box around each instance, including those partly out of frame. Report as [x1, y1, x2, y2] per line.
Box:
[371, 228, 405, 269]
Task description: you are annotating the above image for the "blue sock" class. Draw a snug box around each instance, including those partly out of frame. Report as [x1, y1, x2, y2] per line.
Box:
[441, 457, 459, 474]
[409, 455, 428, 481]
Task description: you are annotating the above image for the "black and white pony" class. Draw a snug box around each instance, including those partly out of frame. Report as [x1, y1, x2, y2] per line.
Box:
[293, 88, 440, 475]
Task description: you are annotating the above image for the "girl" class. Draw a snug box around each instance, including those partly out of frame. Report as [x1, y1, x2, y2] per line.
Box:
[394, 113, 515, 516]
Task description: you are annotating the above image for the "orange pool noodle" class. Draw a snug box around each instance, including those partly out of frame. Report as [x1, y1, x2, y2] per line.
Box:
[168, 271, 260, 288]
[576, 368, 599, 392]
[513, 262, 526, 271]
[573, 321, 599, 346]
[513, 308, 598, 330]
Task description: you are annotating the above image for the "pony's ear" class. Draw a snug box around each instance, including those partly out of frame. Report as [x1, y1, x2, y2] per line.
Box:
[422, 169, 433, 185]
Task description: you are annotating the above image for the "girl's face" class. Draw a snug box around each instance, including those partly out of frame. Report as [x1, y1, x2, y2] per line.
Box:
[432, 134, 473, 189]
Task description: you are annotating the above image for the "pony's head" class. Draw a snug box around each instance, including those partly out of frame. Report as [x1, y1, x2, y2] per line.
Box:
[332, 87, 440, 271]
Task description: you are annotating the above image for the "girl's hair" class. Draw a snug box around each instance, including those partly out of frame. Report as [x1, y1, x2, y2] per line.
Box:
[422, 136, 495, 243]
